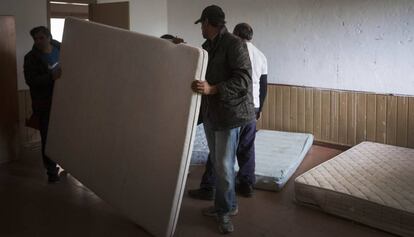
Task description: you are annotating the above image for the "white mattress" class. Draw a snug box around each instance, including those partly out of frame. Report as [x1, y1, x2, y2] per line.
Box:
[46, 18, 207, 237]
[191, 124, 209, 165]
[295, 142, 414, 237]
[247, 130, 313, 191]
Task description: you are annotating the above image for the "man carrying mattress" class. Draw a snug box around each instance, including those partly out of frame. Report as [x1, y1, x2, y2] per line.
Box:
[189, 23, 268, 198]
[191, 5, 255, 234]
[24, 26, 62, 183]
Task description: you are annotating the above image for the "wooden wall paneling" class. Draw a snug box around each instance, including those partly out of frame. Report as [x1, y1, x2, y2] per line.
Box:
[24, 92, 33, 140]
[261, 86, 270, 129]
[290, 87, 298, 132]
[386, 96, 398, 145]
[376, 95, 387, 144]
[256, 84, 414, 148]
[338, 91, 348, 145]
[17, 91, 25, 139]
[356, 93, 367, 144]
[305, 88, 314, 134]
[23, 92, 30, 142]
[268, 85, 276, 130]
[18, 91, 26, 142]
[24, 92, 30, 142]
[297, 87, 306, 133]
[256, 114, 262, 129]
[272, 85, 279, 130]
[256, 82, 263, 129]
[282, 86, 291, 131]
[347, 92, 357, 145]
[408, 97, 414, 148]
[0, 16, 18, 162]
[396, 97, 408, 147]
[275, 86, 283, 130]
[269, 87, 277, 130]
[266, 85, 275, 130]
[313, 89, 322, 140]
[330, 91, 339, 143]
[23, 91, 40, 144]
[257, 84, 413, 148]
[321, 90, 331, 142]
[366, 94, 376, 142]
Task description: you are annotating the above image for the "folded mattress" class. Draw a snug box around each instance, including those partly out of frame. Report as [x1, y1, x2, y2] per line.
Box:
[252, 130, 313, 191]
[295, 142, 414, 237]
[46, 18, 207, 237]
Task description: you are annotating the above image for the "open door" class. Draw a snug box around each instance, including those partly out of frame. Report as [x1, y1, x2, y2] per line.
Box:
[89, 2, 129, 29]
[0, 16, 18, 163]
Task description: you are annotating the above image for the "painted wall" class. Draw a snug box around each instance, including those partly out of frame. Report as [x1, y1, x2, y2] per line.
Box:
[98, 0, 168, 37]
[168, 0, 414, 96]
[0, 0, 48, 90]
[4, 0, 414, 95]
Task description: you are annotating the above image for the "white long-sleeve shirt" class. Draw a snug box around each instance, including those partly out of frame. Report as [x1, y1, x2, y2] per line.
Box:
[246, 41, 268, 109]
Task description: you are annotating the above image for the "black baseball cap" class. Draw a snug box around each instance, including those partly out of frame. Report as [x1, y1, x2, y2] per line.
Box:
[194, 5, 225, 24]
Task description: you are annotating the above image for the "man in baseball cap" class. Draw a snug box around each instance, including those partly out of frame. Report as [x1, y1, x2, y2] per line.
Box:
[190, 4, 255, 235]
[194, 5, 226, 25]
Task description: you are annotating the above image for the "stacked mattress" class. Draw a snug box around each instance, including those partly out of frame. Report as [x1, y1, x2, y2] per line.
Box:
[46, 18, 207, 237]
[295, 142, 414, 237]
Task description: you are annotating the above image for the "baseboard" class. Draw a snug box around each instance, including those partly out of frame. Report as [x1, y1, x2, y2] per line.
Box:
[313, 140, 351, 151]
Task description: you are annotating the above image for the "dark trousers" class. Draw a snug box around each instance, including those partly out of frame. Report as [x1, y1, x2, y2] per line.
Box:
[36, 109, 58, 177]
[200, 119, 257, 188]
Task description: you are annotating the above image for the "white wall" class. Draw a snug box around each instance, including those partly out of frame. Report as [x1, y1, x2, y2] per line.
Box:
[168, 0, 414, 96]
[2, 0, 167, 90]
[5, 0, 413, 95]
[0, 0, 48, 90]
[98, 0, 168, 37]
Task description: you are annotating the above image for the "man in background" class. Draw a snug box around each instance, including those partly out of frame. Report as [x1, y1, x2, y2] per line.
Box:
[160, 34, 185, 44]
[232, 22, 268, 194]
[24, 26, 61, 183]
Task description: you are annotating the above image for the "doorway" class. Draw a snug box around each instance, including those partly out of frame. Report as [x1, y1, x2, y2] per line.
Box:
[0, 16, 18, 163]
[48, 0, 129, 41]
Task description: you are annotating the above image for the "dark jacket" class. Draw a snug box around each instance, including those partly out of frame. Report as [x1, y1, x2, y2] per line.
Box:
[201, 27, 255, 130]
[24, 40, 61, 109]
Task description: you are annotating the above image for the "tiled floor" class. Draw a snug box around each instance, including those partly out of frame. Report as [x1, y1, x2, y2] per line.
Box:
[0, 145, 396, 237]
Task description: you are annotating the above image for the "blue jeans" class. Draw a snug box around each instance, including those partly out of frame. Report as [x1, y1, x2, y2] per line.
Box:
[200, 119, 257, 188]
[203, 124, 240, 215]
[236, 120, 256, 185]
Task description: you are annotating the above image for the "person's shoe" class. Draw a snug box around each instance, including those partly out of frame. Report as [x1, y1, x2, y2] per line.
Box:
[202, 206, 238, 217]
[217, 214, 234, 234]
[188, 188, 215, 200]
[236, 183, 254, 197]
[48, 174, 60, 183]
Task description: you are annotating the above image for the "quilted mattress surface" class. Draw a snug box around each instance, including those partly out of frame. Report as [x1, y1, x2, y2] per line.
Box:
[295, 141, 414, 237]
[191, 124, 209, 165]
[250, 130, 313, 191]
[46, 18, 206, 237]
